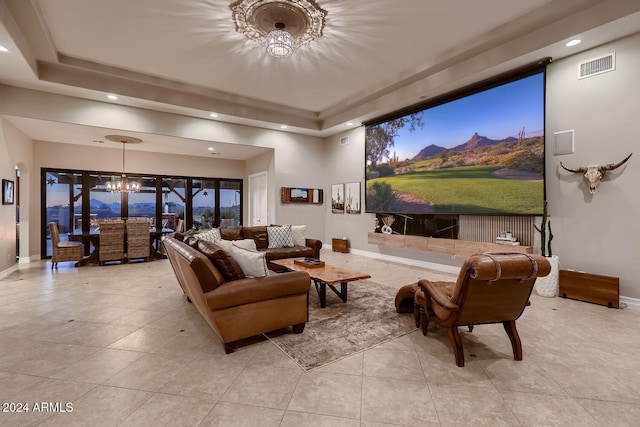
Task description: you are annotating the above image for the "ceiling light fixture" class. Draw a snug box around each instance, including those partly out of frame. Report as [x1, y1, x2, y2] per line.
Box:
[0, 45, 8, 52]
[266, 22, 294, 59]
[209, 113, 218, 118]
[280, 125, 288, 129]
[566, 39, 581, 47]
[230, 0, 327, 59]
[107, 94, 118, 100]
[104, 135, 141, 193]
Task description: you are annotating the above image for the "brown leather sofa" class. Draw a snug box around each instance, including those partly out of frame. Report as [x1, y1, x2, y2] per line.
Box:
[179, 225, 323, 268]
[162, 236, 311, 353]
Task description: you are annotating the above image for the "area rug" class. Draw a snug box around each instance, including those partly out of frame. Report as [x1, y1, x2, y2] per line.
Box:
[265, 279, 416, 371]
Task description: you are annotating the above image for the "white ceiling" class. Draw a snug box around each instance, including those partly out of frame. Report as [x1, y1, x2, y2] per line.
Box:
[1, 0, 640, 159]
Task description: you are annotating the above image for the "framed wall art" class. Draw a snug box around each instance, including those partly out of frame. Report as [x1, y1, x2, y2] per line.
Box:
[281, 187, 323, 204]
[331, 184, 344, 213]
[2, 179, 15, 205]
[345, 182, 361, 214]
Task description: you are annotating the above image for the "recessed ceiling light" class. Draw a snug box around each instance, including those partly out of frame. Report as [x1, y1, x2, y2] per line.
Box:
[566, 39, 581, 47]
[107, 94, 118, 100]
[280, 125, 288, 129]
[208, 147, 215, 151]
[209, 113, 218, 118]
[346, 122, 353, 126]
[0, 45, 8, 52]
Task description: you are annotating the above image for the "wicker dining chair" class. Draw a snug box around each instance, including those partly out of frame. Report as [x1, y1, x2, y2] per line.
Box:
[98, 219, 125, 265]
[126, 218, 150, 262]
[49, 222, 84, 268]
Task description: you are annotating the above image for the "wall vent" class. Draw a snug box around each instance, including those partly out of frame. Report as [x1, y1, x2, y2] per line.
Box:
[340, 136, 349, 146]
[578, 52, 615, 79]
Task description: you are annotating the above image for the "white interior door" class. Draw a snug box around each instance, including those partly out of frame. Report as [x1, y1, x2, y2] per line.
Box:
[248, 172, 268, 226]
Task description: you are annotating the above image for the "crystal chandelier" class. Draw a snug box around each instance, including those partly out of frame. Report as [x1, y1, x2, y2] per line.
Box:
[265, 23, 294, 59]
[105, 135, 141, 193]
[230, 0, 327, 59]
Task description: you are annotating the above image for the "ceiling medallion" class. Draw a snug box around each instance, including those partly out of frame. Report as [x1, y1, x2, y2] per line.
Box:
[230, 0, 327, 58]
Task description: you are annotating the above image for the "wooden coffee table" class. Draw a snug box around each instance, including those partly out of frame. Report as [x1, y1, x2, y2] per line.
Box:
[271, 258, 371, 308]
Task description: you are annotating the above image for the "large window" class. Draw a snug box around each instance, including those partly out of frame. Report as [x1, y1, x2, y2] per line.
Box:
[43, 171, 82, 257]
[42, 169, 242, 258]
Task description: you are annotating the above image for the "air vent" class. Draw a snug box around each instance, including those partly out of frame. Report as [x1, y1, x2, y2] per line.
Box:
[578, 52, 615, 79]
[340, 136, 349, 146]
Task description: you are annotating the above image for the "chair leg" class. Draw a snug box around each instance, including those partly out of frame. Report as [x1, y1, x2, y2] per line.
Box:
[413, 302, 421, 328]
[224, 343, 235, 354]
[292, 322, 305, 333]
[503, 320, 523, 361]
[447, 326, 465, 367]
[420, 307, 429, 336]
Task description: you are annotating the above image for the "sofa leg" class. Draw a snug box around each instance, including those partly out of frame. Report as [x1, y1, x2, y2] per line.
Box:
[292, 322, 306, 334]
[224, 343, 235, 354]
[186, 296, 192, 303]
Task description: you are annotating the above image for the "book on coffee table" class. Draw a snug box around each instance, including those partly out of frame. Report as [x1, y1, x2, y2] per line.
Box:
[293, 258, 325, 268]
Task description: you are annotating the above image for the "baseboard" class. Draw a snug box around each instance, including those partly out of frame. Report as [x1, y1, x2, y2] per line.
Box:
[321, 244, 459, 275]
[19, 256, 32, 264]
[620, 296, 640, 310]
[0, 264, 19, 280]
[320, 244, 639, 310]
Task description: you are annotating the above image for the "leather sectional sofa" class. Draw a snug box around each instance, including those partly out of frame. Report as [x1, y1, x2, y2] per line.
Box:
[179, 225, 323, 269]
[163, 235, 312, 353]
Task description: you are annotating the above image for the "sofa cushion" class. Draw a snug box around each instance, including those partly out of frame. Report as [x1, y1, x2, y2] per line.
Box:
[197, 240, 245, 282]
[226, 242, 269, 278]
[196, 228, 221, 243]
[220, 226, 243, 241]
[267, 225, 294, 248]
[291, 225, 306, 246]
[263, 245, 316, 261]
[243, 226, 268, 249]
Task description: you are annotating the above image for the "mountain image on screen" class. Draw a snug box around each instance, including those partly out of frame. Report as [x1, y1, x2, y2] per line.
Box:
[364, 71, 545, 215]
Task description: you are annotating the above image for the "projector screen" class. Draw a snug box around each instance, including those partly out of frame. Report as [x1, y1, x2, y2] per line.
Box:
[365, 71, 545, 215]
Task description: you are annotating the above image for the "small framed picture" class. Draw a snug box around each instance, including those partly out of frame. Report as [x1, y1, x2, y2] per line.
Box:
[2, 179, 15, 205]
[345, 182, 361, 214]
[331, 184, 344, 213]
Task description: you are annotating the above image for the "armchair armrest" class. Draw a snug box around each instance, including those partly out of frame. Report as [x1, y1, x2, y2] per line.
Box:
[418, 279, 460, 312]
[304, 238, 323, 259]
[206, 271, 311, 310]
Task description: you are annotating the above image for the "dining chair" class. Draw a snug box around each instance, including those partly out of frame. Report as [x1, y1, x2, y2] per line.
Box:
[49, 222, 83, 268]
[98, 219, 125, 265]
[126, 218, 150, 262]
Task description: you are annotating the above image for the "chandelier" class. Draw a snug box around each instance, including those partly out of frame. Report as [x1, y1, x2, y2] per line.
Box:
[230, 0, 327, 59]
[105, 135, 141, 193]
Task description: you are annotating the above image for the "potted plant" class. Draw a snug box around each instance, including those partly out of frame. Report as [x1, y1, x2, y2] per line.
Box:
[533, 201, 559, 297]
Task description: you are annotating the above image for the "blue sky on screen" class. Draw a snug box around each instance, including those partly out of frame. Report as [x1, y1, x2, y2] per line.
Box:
[391, 73, 544, 161]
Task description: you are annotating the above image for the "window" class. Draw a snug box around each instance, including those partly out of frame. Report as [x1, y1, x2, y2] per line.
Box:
[41, 169, 242, 258]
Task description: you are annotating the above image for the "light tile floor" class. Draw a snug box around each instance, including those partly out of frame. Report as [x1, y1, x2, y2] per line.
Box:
[1, 249, 639, 426]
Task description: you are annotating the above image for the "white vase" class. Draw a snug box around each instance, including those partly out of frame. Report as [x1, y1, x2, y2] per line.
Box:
[535, 255, 559, 297]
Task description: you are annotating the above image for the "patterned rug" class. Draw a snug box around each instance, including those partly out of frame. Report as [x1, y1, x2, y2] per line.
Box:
[265, 279, 416, 371]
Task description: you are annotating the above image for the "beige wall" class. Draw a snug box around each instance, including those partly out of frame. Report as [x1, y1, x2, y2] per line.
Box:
[2, 33, 639, 300]
[0, 117, 34, 273]
[323, 33, 640, 299]
[545, 32, 640, 299]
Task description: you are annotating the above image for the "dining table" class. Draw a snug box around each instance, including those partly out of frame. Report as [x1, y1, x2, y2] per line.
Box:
[70, 227, 174, 266]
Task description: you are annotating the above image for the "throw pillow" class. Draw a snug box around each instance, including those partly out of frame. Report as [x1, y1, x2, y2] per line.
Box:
[196, 240, 245, 282]
[229, 243, 269, 278]
[216, 238, 256, 252]
[195, 228, 221, 243]
[290, 225, 307, 246]
[267, 225, 294, 249]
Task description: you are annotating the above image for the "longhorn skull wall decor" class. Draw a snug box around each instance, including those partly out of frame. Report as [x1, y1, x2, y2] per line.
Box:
[560, 153, 632, 194]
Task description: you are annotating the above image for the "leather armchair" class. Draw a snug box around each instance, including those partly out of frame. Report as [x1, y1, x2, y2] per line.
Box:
[415, 252, 551, 367]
